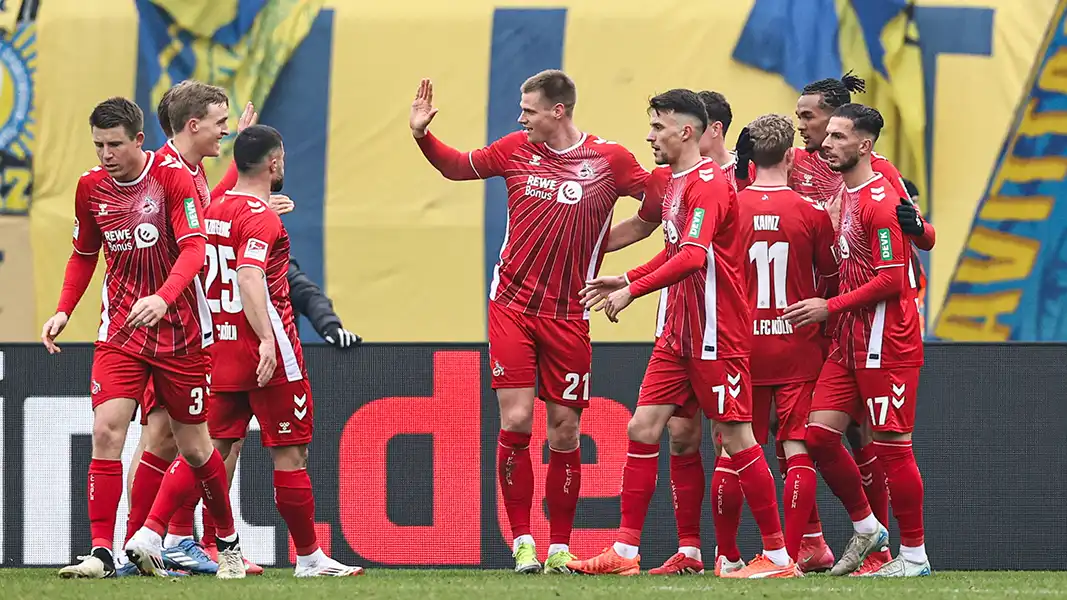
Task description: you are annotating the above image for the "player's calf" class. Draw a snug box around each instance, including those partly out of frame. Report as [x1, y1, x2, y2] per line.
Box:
[660, 414, 704, 569]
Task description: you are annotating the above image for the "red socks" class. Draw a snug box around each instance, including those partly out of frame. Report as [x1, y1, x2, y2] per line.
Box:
[168, 492, 200, 539]
[783, 453, 817, 560]
[497, 430, 534, 540]
[711, 455, 742, 561]
[732, 445, 785, 552]
[202, 509, 217, 548]
[617, 441, 659, 546]
[88, 458, 123, 550]
[805, 425, 873, 522]
[546, 446, 581, 546]
[874, 440, 925, 546]
[274, 469, 320, 556]
[669, 452, 704, 549]
[192, 450, 236, 539]
[145, 458, 198, 536]
[855, 443, 889, 527]
[125, 451, 168, 543]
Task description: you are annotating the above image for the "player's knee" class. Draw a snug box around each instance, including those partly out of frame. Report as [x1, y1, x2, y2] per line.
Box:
[626, 415, 661, 445]
[144, 433, 178, 461]
[667, 417, 701, 455]
[499, 402, 534, 434]
[91, 416, 128, 458]
[546, 410, 580, 450]
[717, 422, 757, 456]
[270, 445, 308, 471]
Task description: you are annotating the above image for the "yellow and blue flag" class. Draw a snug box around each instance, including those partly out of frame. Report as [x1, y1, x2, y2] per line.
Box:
[134, 0, 322, 184]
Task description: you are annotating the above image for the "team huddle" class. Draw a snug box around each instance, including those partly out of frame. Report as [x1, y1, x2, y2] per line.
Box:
[43, 82, 361, 578]
[412, 69, 930, 578]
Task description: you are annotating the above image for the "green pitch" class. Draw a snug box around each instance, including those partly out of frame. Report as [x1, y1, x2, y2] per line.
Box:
[2, 569, 1066, 599]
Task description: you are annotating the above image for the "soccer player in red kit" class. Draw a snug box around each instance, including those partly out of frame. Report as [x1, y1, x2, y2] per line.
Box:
[736, 114, 839, 567]
[42, 97, 242, 579]
[792, 74, 935, 573]
[784, 104, 930, 578]
[410, 71, 649, 573]
[596, 90, 739, 575]
[121, 82, 264, 576]
[199, 125, 362, 576]
[569, 89, 797, 579]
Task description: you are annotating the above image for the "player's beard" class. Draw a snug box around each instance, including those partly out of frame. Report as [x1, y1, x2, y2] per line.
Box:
[829, 153, 859, 173]
[271, 175, 284, 192]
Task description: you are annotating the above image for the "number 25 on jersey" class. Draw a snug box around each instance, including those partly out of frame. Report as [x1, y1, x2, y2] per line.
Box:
[205, 243, 243, 314]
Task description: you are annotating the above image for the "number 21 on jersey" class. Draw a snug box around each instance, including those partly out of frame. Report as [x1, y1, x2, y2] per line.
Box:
[205, 243, 242, 314]
[749, 240, 789, 309]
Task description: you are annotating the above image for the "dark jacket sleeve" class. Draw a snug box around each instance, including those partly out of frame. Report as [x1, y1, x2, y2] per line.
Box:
[287, 257, 342, 337]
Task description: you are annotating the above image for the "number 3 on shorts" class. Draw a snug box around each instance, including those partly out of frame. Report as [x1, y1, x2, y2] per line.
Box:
[189, 387, 205, 416]
[562, 372, 590, 401]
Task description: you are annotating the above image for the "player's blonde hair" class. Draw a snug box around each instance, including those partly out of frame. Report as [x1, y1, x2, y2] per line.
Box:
[747, 114, 795, 168]
[167, 80, 229, 135]
[521, 69, 577, 117]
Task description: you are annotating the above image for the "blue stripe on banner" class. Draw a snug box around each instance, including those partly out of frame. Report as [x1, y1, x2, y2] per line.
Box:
[259, 8, 334, 342]
[484, 8, 568, 334]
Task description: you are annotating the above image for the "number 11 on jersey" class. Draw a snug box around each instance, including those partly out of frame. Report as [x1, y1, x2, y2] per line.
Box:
[749, 240, 790, 309]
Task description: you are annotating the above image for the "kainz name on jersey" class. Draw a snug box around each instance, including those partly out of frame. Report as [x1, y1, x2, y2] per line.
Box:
[753, 215, 780, 231]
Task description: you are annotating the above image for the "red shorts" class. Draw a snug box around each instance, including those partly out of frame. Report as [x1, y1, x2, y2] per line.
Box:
[137, 354, 215, 425]
[751, 380, 816, 444]
[810, 360, 921, 433]
[487, 301, 592, 408]
[91, 343, 208, 424]
[208, 378, 313, 447]
[637, 343, 751, 422]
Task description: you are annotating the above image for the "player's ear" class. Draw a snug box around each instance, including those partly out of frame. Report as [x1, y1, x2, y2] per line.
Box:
[553, 103, 565, 120]
[135, 131, 145, 148]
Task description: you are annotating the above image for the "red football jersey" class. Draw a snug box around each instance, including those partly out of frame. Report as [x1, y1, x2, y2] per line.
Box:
[829, 174, 923, 369]
[204, 191, 304, 391]
[158, 140, 212, 210]
[470, 131, 648, 320]
[789, 148, 912, 230]
[72, 152, 210, 356]
[738, 185, 838, 384]
[649, 159, 750, 359]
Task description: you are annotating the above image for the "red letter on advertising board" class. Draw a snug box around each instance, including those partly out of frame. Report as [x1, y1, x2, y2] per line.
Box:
[496, 397, 631, 560]
[339, 350, 481, 564]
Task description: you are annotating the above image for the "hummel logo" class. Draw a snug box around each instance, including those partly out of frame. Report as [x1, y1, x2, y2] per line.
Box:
[871, 186, 886, 202]
[294, 394, 307, 407]
[861, 473, 874, 487]
[529, 154, 541, 166]
[97, 204, 109, 216]
[247, 200, 266, 214]
[727, 373, 741, 385]
[892, 383, 906, 408]
[892, 383, 905, 396]
[294, 394, 308, 420]
[698, 168, 715, 182]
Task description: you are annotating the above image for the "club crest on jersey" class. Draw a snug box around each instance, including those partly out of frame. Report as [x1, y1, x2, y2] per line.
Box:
[140, 195, 159, 215]
[556, 180, 583, 205]
[576, 160, 595, 180]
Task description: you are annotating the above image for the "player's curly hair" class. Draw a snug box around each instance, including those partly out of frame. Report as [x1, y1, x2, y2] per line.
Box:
[801, 71, 866, 111]
[746, 114, 795, 167]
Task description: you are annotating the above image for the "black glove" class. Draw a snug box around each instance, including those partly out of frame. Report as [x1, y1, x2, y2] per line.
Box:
[897, 197, 924, 237]
[735, 126, 753, 180]
[322, 324, 361, 349]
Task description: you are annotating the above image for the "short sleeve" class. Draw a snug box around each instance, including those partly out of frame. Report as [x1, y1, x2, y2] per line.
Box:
[679, 173, 727, 252]
[637, 168, 668, 223]
[865, 197, 907, 270]
[469, 131, 526, 179]
[72, 173, 102, 255]
[234, 210, 282, 272]
[163, 166, 207, 242]
[872, 156, 911, 202]
[608, 145, 650, 199]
